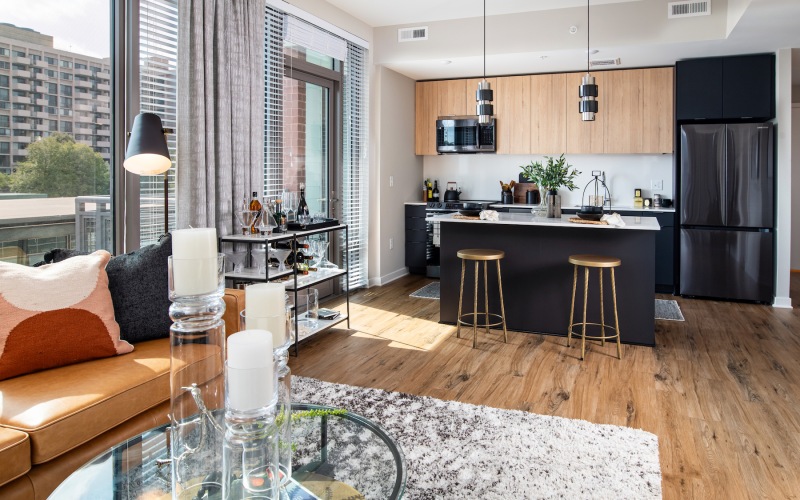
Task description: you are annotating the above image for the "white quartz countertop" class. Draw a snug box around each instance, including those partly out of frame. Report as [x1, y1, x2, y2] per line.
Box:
[404, 201, 428, 206]
[490, 203, 675, 213]
[434, 212, 661, 231]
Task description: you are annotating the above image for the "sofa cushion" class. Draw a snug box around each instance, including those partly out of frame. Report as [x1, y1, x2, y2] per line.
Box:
[0, 338, 170, 464]
[0, 427, 30, 487]
[106, 233, 173, 343]
[0, 251, 134, 381]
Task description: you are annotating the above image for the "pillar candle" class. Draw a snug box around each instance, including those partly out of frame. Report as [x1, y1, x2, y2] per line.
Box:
[226, 330, 274, 411]
[171, 228, 218, 296]
[246, 283, 285, 317]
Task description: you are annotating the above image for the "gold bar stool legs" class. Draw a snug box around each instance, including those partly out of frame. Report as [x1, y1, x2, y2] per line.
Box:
[455, 249, 507, 348]
[566, 254, 623, 360]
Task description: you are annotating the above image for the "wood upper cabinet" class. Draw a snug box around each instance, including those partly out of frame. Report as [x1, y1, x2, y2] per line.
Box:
[604, 69, 643, 154]
[415, 80, 467, 155]
[530, 73, 567, 154]
[641, 67, 674, 153]
[495, 76, 530, 154]
[565, 71, 605, 154]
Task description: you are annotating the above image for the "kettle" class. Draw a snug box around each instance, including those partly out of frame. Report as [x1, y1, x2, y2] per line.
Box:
[444, 182, 461, 202]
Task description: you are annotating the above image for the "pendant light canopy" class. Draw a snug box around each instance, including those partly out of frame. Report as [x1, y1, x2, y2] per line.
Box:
[579, 0, 598, 121]
[476, 0, 493, 124]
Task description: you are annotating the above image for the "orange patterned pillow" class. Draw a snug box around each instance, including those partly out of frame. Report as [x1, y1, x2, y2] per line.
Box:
[0, 250, 133, 380]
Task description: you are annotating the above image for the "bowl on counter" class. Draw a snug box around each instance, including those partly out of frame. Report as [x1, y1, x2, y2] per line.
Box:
[576, 205, 604, 221]
[458, 209, 482, 216]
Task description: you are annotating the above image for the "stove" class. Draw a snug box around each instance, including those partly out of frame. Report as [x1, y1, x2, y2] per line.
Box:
[424, 200, 498, 277]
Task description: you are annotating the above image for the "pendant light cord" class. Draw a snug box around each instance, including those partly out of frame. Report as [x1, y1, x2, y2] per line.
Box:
[586, 0, 590, 73]
[483, 0, 486, 79]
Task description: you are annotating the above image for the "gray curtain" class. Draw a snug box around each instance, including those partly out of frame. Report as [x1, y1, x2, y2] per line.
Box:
[177, 0, 265, 235]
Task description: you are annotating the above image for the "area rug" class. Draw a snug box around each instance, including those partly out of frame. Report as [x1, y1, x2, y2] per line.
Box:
[655, 299, 685, 321]
[293, 376, 662, 499]
[409, 281, 440, 299]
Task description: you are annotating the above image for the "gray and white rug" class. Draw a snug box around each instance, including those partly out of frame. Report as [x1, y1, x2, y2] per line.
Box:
[293, 376, 662, 499]
[409, 282, 440, 299]
[654, 299, 685, 321]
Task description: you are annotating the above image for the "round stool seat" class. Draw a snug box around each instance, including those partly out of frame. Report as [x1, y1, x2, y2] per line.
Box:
[568, 254, 621, 268]
[457, 249, 504, 261]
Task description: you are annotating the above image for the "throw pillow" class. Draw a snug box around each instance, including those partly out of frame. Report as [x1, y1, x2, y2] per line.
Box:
[106, 233, 173, 343]
[0, 250, 134, 381]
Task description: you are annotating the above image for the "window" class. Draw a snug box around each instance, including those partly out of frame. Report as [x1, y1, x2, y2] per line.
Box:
[60, 121, 72, 133]
[60, 72, 72, 80]
[0, 61, 8, 69]
[0, 142, 9, 153]
[60, 84, 72, 96]
[12, 103, 25, 110]
[12, 116, 27, 123]
[90, 66, 101, 73]
[75, 63, 87, 70]
[59, 96, 72, 107]
[59, 60, 72, 68]
[14, 142, 27, 151]
[12, 63, 25, 70]
[0, 75, 7, 87]
[48, 120, 57, 131]
[59, 108, 72, 116]
[12, 129, 27, 136]
[0, 88, 9, 101]
[0, 155, 9, 168]
[46, 95, 57, 106]
[0, 116, 8, 127]
[47, 82, 57, 93]
[45, 56, 56, 65]
[12, 50, 26, 57]
[30, 54, 41, 63]
[0, 128, 9, 135]
[0, 48, 9, 56]
[46, 69, 56, 77]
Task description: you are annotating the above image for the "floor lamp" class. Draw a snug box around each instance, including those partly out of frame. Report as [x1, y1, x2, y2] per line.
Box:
[124, 113, 173, 234]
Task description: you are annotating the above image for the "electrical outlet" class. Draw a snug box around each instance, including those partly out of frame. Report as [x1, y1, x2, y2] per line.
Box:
[389, 237, 394, 250]
[389, 175, 394, 187]
[651, 179, 663, 190]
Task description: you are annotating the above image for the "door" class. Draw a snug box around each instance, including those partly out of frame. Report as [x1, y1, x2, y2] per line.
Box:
[726, 123, 774, 228]
[680, 228, 773, 301]
[680, 125, 725, 226]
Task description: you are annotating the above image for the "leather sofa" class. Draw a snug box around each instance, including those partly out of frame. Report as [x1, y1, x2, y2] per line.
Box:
[0, 288, 245, 500]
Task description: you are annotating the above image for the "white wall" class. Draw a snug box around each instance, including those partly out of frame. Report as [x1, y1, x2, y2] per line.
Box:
[792, 104, 800, 271]
[423, 154, 674, 208]
[368, 66, 423, 286]
[774, 49, 793, 307]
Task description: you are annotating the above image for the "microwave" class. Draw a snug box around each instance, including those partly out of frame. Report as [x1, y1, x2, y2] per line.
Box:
[436, 116, 496, 154]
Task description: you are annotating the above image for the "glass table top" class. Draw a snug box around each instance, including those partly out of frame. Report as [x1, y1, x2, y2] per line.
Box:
[50, 403, 405, 500]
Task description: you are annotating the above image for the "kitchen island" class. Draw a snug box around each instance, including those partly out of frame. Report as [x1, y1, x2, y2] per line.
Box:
[438, 213, 660, 346]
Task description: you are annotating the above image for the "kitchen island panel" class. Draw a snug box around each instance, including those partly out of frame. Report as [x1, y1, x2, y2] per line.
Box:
[440, 221, 655, 346]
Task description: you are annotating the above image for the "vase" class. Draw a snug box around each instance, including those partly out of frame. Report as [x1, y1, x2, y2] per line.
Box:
[546, 190, 561, 218]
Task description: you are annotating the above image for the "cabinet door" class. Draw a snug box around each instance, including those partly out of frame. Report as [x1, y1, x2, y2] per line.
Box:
[495, 76, 531, 154]
[530, 73, 567, 154]
[722, 54, 775, 120]
[653, 212, 674, 291]
[565, 71, 605, 154]
[437, 79, 467, 117]
[641, 67, 674, 154]
[463, 77, 496, 116]
[604, 69, 643, 154]
[676, 58, 722, 120]
[415, 81, 437, 155]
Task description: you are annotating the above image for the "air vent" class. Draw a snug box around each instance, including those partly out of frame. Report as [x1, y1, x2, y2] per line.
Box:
[591, 58, 621, 67]
[398, 26, 428, 42]
[668, 0, 711, 18]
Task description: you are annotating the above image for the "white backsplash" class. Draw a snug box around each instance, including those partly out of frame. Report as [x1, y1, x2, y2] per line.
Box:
[423, 154, 675, 207]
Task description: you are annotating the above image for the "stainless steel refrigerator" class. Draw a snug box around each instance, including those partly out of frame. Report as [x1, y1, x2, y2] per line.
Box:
[679, 123, 774, 302]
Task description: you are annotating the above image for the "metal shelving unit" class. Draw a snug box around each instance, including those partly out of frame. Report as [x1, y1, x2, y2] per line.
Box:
[220, 224, 350, 356]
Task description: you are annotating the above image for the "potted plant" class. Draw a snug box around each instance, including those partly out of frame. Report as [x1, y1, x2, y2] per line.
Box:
[520, 154, 581, 217]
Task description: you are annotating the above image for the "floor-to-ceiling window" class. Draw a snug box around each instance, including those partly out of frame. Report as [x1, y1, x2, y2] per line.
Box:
[0, 0, 113, 265]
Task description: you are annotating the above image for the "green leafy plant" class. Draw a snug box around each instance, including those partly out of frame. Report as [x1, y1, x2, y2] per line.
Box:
[520, 154, 581, 193]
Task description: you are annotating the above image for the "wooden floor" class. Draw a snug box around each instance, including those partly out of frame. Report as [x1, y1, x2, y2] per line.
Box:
[289, 273, 800, 500]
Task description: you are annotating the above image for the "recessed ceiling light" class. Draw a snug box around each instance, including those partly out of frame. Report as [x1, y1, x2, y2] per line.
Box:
[442, 60, 452, 65]
[585, 49, 599, 55]
[569, 25, 578, 35]
[539, 55, 548, 60]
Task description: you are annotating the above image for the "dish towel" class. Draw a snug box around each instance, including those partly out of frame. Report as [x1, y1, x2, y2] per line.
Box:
[480, 210, 499, 221]
[601, 212, 626, 227]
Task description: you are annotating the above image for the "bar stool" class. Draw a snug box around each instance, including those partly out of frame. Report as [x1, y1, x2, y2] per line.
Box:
[567, 254, 622, 360]
[456, 249, 508, 348]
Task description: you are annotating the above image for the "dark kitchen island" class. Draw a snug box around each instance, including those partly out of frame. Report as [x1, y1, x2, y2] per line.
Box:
[438, 213, 660, 346]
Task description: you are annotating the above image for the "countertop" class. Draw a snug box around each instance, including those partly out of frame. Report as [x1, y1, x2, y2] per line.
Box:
[404, 202, 428, 206]
[434, 212, 661, 231]
[490, 203, 675, 213]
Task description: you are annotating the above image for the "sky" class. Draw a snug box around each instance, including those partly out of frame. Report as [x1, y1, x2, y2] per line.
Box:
[0, 0, 110, 59]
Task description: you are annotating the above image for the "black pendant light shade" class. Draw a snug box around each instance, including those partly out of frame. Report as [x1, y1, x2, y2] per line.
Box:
[579, 0, 598, 122]
[476, 0, 493, 124]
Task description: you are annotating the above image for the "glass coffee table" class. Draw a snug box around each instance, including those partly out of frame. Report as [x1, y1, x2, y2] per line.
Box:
[50, 404, 405, 499]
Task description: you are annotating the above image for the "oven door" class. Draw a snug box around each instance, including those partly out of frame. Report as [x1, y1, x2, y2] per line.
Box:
[425, 211, 454, 277]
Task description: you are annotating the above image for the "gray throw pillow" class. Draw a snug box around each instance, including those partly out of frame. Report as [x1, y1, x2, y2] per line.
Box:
[106, 233, 172, 343]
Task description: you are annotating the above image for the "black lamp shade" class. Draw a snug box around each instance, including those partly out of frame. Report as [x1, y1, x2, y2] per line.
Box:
[124, 113, 171, 175]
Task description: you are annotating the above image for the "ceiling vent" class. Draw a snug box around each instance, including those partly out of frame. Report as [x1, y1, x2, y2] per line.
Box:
[668, 1, 711, 18]
[398, 26, 428, 42]
[591, 58, 621, 67]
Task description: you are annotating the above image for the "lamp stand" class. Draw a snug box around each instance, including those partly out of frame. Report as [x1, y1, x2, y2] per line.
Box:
[164, 171, 169, 235]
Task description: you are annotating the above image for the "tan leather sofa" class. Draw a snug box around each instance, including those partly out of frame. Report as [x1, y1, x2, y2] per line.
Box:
[0, 288, 245, 500]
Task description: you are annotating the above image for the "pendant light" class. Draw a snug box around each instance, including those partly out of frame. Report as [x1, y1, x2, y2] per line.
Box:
[476, 0, 493, 124]
[579, 0, 598, 121]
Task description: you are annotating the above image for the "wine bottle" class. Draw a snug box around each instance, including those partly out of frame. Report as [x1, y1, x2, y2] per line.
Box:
[427, 180, 432, 201]
[297, 183, 310, 222]
[432, 180, 439, 201]
[248, 191, 262, 234]
[275, 200, 287, 232]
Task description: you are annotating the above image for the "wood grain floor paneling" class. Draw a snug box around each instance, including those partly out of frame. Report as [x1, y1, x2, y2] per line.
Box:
[289, 274, 800, 499]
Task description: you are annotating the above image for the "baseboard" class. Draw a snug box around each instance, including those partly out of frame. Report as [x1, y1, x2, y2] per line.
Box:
[367, 268, 409, 287]
[772, 296, 793, 309]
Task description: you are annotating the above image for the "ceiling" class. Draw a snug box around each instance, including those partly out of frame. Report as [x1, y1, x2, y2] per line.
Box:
[324, 0, 800, 83]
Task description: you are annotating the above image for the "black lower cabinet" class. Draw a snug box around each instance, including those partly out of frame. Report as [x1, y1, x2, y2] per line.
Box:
[405, 205, 427, 275]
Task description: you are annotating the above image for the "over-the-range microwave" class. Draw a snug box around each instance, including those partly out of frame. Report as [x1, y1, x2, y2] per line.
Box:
[435, 116, 496, 154]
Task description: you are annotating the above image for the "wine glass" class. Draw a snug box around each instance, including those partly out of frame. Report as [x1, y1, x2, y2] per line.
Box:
[250, 246, 268, 273]
[235, 209, 260, 236]
[284, 191, 296, 223]
[270, 247, 291, 273]
[310, 238, 337, 270]
[257, 209, 277, 235]
[223, 248, 248, 273]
